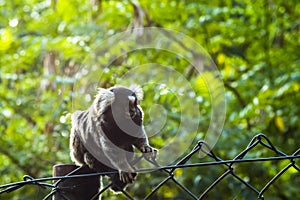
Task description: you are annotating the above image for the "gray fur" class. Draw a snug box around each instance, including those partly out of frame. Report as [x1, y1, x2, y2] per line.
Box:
[70, 86, 157, 192]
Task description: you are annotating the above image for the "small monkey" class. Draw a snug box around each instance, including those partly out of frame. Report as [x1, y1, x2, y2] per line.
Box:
[70, 85, 157, 192]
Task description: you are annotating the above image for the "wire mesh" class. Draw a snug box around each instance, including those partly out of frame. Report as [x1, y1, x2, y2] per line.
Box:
[0, 133, 299, 199]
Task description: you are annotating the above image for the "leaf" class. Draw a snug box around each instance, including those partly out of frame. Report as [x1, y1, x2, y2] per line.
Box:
[174, 168, 183, 177]
[217, 53, 225, 64]
[275, 116, 285, 132]
[0, 28, 13, 51]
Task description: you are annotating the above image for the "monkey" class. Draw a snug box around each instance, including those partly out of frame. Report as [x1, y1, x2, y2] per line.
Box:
[70, 85, 157, 192]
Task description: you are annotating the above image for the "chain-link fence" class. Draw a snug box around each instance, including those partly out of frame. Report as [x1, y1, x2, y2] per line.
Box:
[1, 134, 299, 199]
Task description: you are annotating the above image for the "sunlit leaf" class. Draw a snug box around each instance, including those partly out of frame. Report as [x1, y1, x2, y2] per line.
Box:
[0, 28, 13, 51]
[275, 116, 285, 132]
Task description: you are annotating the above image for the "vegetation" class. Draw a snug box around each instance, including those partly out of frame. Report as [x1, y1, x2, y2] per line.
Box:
[0, 0, 299, 199]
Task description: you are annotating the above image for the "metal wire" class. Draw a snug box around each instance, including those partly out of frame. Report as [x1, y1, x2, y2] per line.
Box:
[0, 134, 299, 199]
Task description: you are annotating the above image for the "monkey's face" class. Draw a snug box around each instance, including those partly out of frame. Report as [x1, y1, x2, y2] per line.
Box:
[110, 86, 144, 126]
[94, 86, 145, 138]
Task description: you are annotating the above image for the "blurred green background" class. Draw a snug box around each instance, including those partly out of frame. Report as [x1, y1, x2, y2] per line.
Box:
[1, 0, 300, 199]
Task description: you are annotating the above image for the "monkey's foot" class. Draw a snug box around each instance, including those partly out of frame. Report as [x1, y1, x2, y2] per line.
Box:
[111, 181, 126, 192]
[110, 171, 136, 192]
[119, 171, 137, 184]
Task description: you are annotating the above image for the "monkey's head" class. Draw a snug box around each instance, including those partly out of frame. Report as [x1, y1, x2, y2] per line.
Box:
[93, 85, 145, 137]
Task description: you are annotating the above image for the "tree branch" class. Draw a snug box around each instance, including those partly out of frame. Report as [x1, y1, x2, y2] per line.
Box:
[224, 82, 246, 108]
[0, 146, 35, 177]
[224, 82, 252, 130]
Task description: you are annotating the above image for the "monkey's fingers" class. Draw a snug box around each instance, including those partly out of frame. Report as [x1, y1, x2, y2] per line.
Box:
[152, 148, 158, 160]
[141, 145, 158, 161]
[140, 145, 151, 153]
[147, 148, 158, 160]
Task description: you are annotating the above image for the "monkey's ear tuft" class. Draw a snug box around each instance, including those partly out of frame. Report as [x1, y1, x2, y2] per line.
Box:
[130, 84, 143, 101]
[94, 88, 115, 116]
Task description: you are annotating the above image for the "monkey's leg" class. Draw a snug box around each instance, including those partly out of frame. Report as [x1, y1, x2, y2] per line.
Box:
[83, 152, 109, 172]
[101, 145, 137, 184]
[109, 173, 133, 192]
[109, 145, 137, 192]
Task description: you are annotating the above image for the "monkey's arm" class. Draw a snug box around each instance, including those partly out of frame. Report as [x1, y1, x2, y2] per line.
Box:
[133, 128, 158, 160]
[100, 138, 136, 184]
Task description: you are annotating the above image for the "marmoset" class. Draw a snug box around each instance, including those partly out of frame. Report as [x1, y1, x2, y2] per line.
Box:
[70, 85, 157, 192]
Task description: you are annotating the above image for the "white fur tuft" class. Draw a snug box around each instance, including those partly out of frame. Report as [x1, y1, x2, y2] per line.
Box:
[128, 95, 136, 103]
[94, 88, 115, 116]
[130, 84, 143, 100]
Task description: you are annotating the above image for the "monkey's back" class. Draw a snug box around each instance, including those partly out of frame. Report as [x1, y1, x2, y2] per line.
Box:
[69, 109, 112, 170]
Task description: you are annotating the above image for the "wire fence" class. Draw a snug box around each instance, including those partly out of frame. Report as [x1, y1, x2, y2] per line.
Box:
[0, 133, 299, 199]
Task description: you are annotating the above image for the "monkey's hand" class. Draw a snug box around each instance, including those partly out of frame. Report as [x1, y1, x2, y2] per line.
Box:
[140, 145, 158, 161]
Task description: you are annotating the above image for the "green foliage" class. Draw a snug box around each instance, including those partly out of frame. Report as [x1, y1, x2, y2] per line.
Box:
[0, 0, 299, 199]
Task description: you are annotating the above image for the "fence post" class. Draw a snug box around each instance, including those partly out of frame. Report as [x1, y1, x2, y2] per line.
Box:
[52, 164, 100, 200]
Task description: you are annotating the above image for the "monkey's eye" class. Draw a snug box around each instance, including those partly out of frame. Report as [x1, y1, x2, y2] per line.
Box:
[129, 105, 143, 125]
[129, 105, 136, 118]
